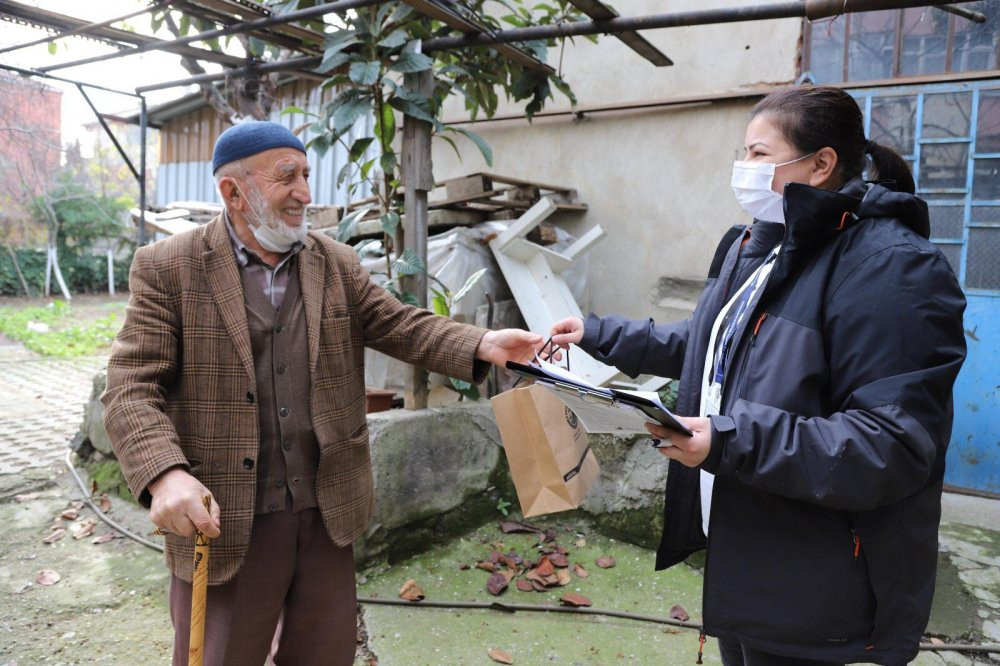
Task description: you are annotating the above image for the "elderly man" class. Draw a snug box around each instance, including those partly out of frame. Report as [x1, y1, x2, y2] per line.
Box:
[103, 121, 542, 665]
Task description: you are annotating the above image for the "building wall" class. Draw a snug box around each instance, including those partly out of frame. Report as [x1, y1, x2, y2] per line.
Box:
[0, 73, 62, 243]
[433, 0, 802, 321]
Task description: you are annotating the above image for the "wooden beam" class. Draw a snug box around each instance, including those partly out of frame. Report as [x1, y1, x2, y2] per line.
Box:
[401, 0, 555, 74]
[565, 0, 673, 66]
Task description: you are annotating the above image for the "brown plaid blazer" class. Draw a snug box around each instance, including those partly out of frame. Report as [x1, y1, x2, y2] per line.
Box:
[103, 216, 486, 584]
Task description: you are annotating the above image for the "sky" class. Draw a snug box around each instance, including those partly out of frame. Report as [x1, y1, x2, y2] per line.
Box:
[0, 0, 237, 150]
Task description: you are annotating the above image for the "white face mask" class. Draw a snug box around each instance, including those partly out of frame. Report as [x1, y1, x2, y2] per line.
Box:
[731, 152, 814, 224]
[233, 181, 308, 253]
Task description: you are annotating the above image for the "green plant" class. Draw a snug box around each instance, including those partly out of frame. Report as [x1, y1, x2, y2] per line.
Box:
[496, 497, 512, 517]
[0, 303, 120, 357]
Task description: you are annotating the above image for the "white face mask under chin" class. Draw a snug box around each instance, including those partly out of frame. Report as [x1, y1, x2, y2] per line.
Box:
[731, 153, 814, 224]
[233, 182, 307, 253]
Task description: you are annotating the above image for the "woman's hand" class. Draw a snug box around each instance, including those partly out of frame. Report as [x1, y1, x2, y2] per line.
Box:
[549, 316, 584, 348]
[645, 417, 712, 468]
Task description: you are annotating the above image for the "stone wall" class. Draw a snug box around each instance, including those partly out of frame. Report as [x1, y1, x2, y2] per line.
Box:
[79, 381, 668, 565]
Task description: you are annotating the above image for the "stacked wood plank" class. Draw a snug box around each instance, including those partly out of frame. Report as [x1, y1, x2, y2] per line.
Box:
[338, 172, 587, 242]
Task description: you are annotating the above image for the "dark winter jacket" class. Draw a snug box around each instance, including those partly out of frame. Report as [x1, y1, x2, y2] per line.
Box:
[579, 178, 966, 665]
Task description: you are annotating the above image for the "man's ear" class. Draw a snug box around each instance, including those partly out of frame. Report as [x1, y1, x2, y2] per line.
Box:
[809, 147, 839, 188]
[218, 177, 241, 208]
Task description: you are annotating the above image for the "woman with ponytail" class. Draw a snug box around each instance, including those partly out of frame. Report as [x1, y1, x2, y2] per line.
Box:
[549, 86, 966, 665]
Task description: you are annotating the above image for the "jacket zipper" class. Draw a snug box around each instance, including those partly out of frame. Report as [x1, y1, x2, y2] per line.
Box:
[727, 311, 768, 410]
[852, 529, 861, 558]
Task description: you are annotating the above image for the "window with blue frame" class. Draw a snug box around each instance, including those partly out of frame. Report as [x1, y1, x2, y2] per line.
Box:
[852, 83, 1000, 294]
[804, 1, 1000, 83]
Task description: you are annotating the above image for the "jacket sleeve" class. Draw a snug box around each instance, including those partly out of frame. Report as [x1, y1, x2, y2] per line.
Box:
[347, 249, 489, 384]
[702, 243, 967, 511]
[579, 313, 690, 379]
[101, 247, 189, 507]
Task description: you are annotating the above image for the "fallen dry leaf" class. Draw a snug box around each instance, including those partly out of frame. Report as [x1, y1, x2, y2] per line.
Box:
[515, 580, 534, 592]
[595, 556, 616, 569]
[550, 552, 569, 568]
[487, 647, 514, 664]
[560, 592, 592, 607]
[498, 520, 539, 534]
[530, 580, 548, 592]
[573, 563, 589, 578]
[94, 493, 112, 513]
[534, 556, 555, 577]
[486, 572, 509, 596]
[14, 493, 39, 503]
[555, 569, 572, 587]
[669, 604, 690, 622]
[459, 563, 471, 571]
[575, 538, 587, 548]
[36, 570, 61, 586]
[398, 579, 424, 602]
[92, 532, 118, 544]
[70, 500, 84, 511]
[42, 528, 66, 544]
[929, 637, 945, 646]
[476, 561, 498, 573]
[59, 508, 79, 521]
[72, 518, 98, 540]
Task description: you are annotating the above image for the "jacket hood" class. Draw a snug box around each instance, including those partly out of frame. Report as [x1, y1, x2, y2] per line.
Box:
[781, 178, 930, 251]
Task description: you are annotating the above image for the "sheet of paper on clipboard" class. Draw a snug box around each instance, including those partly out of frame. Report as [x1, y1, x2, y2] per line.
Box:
[506, 358, 692, 437]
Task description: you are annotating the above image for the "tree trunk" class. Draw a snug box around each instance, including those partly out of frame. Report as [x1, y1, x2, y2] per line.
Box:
[47, 244, 71, 301]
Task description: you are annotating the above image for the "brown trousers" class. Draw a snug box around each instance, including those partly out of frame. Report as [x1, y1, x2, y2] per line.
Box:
[169, 507, 357, 666]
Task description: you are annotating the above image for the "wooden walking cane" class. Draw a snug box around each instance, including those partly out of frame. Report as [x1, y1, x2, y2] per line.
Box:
[188, 495, 212, 666]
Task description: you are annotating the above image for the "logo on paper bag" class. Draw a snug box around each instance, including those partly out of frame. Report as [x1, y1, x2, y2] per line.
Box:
[564, 407, 578, 429]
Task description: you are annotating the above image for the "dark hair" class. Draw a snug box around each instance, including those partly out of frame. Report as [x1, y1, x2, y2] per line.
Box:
[751, 86, 915, 194]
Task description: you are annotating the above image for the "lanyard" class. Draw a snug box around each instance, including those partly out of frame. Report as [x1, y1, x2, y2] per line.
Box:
[710, 247, 779, 385]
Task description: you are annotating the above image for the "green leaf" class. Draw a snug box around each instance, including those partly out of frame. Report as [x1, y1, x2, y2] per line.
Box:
[307, 134, 332, 158]
[318, 50, 351, 74]
[375, 103, 395, 147]
[446, 127, 493, 166]
[348, 137, 374, 161]
[432, 292, 449, 316]
[360, 157, 377, 180]
[336, 161, 353, 188]
[389, 51, 433, 73]
[281, 105, 307, 116]
[388, 89, 435, 124]
[377, 29, 408, 49]
[333, 93, 372, 134]
[392, 247, 426, 276]
[349, 60, 381, 85]
[336, 206, 371, 243]
[375, 2, 395, 31]
[449, 377, 480, 400]
[354, 238, 382, 259]
[452, 268, 488, 304]
[248, 36, 265, 57]
[386, 282, 421, 306]
[324, 29, 359, 51]
[47, 41, 57, 55]
[179, 14, 190, 35]
[437, 134, 461, 161]
[380, 210, 400, 236]
[379, 152, 397, 177]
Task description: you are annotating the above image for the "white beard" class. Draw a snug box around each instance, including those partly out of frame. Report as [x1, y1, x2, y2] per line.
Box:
[244, 183, 309, 246]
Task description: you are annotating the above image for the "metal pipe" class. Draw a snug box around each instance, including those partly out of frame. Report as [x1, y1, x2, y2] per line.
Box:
[0, 0, 169, 56]
[76, 84, 140, 182]
[37, 0, 382, 73]
[423, 0, 979, 51]
[0, 62, 141, 97]
[135, 54, 321, 93]
[936, 3, 988, 22]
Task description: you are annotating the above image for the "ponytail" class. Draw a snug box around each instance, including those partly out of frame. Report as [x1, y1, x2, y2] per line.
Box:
[866, 141, 915, 194]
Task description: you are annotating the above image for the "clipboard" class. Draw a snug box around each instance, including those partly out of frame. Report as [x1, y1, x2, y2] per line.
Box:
[506, 359, 692, 437]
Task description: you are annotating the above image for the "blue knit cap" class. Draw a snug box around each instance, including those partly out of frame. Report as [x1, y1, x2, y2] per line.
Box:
[212, 121, 306, 174]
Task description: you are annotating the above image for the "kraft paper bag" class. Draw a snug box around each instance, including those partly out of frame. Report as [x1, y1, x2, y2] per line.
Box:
[491, 384, 600, 518]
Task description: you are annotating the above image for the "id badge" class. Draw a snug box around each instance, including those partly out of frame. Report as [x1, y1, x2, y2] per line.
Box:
[703, 383, 722, 418]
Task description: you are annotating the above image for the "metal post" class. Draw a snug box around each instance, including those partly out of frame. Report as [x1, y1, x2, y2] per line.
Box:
[139, 97, 148, 246]
[401, 67, 434, 410]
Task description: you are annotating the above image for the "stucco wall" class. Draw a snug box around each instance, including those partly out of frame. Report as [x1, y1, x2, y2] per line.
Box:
[432, 0, 802, 321]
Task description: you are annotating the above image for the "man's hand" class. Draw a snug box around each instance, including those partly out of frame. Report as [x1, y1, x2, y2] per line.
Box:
[148, 468, 221, 538]
[476, 328, 545, 367]
[549, 317, 584, 349]
[646, 417, 712, 468]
